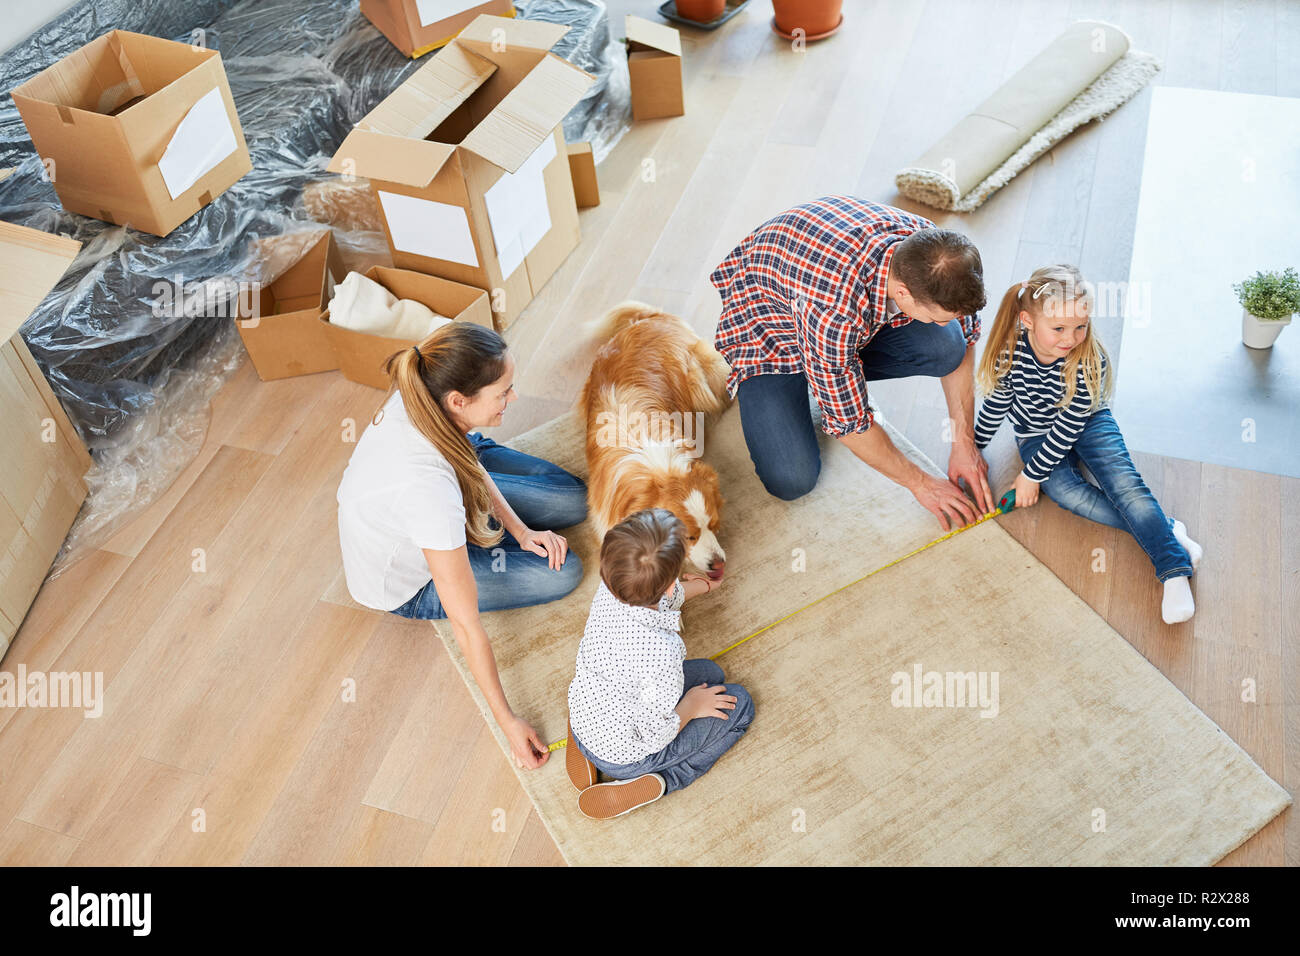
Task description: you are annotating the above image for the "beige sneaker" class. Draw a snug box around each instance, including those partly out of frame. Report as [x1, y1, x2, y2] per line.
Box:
[565, 721, 598, 791]
[577, 773, 666, 820]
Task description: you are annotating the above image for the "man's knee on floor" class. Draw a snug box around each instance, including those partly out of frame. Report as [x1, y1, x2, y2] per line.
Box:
[759, 458, 820, 501]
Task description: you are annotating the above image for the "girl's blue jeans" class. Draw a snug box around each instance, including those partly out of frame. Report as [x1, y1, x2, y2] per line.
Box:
[390, 432, 588, 620]
[1015, 409, 1192, 582]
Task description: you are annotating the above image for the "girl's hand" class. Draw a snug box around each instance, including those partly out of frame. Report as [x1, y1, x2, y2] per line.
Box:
[683, 683, 737, 720]
[1013, 471, 1041, 508]
[503, 714, 549, 770]
[518, 528, 568, 570]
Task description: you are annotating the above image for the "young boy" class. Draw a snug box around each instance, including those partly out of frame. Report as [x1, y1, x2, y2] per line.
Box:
[566, 508, 754, 819]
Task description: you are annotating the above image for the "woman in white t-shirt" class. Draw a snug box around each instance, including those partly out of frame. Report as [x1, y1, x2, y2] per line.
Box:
[337, 323, 587, 770]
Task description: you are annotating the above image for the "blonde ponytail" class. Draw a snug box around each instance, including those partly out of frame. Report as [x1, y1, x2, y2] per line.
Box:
[978, 264, 1112, 412]
[382, 324, 508, 549]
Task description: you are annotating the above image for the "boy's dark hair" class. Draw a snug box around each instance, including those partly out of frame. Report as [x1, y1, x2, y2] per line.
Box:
[600, 509, 686, 608]
[889, 228, 987, 315]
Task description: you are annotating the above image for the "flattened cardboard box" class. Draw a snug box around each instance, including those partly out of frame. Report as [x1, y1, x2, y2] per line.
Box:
[10, 30, 252, 238]
[320, 265, 495, 390]
[361, 0, 516, 58]
[626, 15, 684, 121]
[237, 230, 346, 381]
[329, 15, 595, 330]
[0, 221, 91, 653]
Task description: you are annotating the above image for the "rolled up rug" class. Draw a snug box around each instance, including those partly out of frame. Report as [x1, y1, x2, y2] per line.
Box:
[895, 21, 1160, 213]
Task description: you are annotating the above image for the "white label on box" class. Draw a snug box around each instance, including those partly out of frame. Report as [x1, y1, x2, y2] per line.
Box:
[415, 0, 481, 27]
[483, 133, 557, 279]
[378, 191, 479, 267]
[157, 88, 239, 201]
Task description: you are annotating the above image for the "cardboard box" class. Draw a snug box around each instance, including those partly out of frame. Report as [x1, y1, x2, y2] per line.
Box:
[566, 142, 600, 209]
[320, 265, 494, 390]
[361, 0, 516, 58]
[0, 221, 91, 655]
[626, 16, 684, 121]
[236, 231, 346, 381]
[10, 30, 252, 238]
[328, 15, 595, 330]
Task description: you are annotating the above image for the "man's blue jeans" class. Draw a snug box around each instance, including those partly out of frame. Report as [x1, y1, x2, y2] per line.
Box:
[573, 658, 755, 794]
[737, 318, 967, 500]
[1015, 409, 1192, 582]
[390, 432, 588, 619]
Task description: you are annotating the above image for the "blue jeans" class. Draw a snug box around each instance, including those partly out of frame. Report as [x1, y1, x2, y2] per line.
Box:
[390, 432, 588, 619]
[1015, 409, 1192, 582]
[737, 318, 967, 500]
[573, 658, 755, 794]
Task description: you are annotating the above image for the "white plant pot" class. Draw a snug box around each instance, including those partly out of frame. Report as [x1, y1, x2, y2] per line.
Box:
[1241, 307, 1292, 349]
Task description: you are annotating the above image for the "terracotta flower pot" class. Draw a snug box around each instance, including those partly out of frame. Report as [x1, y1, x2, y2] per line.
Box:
[772, 0, 844, 38]
[676, 0, 727, 23]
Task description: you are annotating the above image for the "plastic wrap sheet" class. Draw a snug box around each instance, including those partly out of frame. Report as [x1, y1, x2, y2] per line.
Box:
[0, 0, 628, 574]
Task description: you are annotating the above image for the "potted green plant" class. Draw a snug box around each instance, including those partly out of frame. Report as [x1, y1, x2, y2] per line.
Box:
[1234, 267, 1300, 349]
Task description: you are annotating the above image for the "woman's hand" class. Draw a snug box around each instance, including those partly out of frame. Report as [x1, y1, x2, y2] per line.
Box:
[1013, 470, 1041, 508]
[503, 714, 550, 770]
[517, 528, 569, 570]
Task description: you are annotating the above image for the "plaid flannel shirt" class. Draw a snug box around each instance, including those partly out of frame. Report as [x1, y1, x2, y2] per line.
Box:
[710, 196, 981, 437]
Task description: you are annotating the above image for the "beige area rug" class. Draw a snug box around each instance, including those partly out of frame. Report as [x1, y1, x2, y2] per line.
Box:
[433, 406, 1290, 865]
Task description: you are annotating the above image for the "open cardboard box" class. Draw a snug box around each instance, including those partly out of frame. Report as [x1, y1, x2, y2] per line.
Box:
[328, 15, 595, 330]
[361, 0, 516, 58]
[237, 231, 346, 381]
[10, 30, 251, 238]
[320, 265, 494, 390]
[626, 15, 684, 121]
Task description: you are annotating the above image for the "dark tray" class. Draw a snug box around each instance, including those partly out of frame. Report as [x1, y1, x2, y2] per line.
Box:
[657, 0, 751, 31]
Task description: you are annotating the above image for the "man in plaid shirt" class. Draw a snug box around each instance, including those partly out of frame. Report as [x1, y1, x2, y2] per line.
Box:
[711, 196, 993, 529]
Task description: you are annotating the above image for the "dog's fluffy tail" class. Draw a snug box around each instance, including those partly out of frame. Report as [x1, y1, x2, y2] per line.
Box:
[585, 300, 666, 343]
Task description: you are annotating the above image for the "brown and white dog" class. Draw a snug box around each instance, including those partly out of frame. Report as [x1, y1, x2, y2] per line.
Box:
[580, 301, 731, 581]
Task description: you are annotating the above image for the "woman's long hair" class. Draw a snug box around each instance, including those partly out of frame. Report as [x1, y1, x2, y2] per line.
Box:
[382, 323, 508, 548]
[976, 263, 1112, 412]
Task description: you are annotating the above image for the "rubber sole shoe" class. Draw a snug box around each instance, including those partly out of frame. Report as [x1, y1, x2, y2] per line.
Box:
[565, 721, 598, 791]
[577, 773, 666, 820]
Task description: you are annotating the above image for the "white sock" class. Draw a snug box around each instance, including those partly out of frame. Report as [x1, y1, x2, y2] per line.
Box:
[1162, 576, 1195, 624]
[1170, 519, 1203, 570]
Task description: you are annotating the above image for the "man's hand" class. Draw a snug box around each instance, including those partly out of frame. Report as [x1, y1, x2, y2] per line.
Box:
[517, 528, 568, 570]
[1013, 470, 1041, 509]
[911, 472, 980, 531]
[947, 440, 994, 514]
[504, 714, 550, 770]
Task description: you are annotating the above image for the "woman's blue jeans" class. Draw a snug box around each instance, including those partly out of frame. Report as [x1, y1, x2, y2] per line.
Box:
[390, 432, 588, 619]
[1015, 409, 1192, 582]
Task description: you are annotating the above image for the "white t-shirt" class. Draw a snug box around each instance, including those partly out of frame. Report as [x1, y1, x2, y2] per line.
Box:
[336, 390, 467, 611]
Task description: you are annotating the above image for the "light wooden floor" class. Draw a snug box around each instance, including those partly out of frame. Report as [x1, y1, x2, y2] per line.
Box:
[1, 0, 1295, 866]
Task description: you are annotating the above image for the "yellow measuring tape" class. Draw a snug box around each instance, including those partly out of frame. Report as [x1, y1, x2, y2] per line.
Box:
[546, 494, 1014, 752]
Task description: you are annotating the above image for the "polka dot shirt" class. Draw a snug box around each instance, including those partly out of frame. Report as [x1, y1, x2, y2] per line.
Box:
[567, 579, 687, 765]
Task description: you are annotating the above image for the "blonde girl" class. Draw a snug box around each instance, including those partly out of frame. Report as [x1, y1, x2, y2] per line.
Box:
[336, 323, 587, 768]
[973, 265, 1202, 625]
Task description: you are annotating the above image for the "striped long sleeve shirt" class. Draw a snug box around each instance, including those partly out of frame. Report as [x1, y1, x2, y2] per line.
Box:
[973, 331, 1108, 482]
